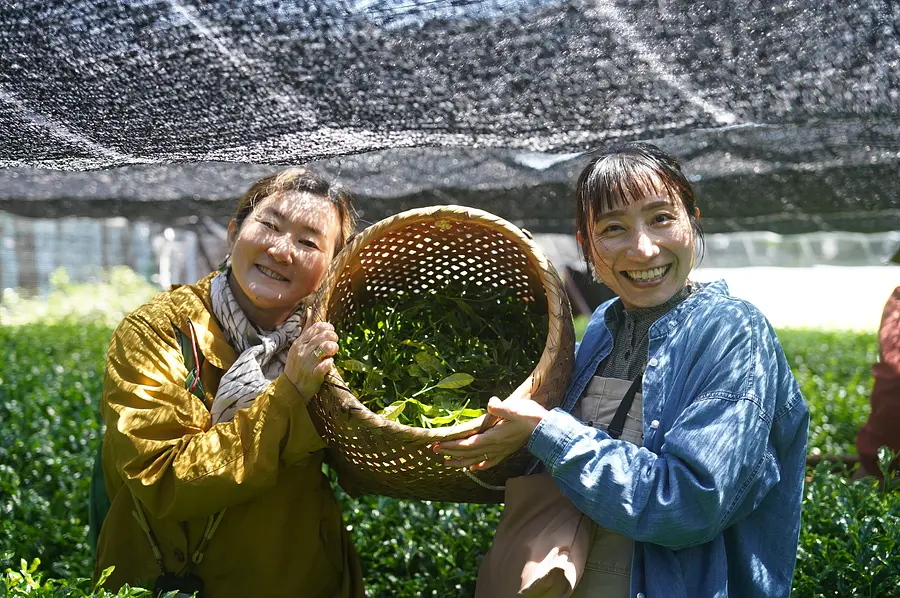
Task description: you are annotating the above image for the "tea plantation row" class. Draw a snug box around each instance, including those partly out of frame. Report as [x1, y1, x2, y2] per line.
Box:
[1, 321, 897, 597]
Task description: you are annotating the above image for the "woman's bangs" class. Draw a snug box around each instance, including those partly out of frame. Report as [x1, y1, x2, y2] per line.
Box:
[587, 162, 671, 218]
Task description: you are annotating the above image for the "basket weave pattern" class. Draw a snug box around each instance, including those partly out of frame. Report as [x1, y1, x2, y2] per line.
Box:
[310, 205, 575, 503]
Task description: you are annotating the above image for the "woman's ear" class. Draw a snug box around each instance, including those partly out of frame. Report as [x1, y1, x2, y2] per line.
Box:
[576, 231, 583, 246]
[226, 219, 239, 254]
[695, 207, 701, 219]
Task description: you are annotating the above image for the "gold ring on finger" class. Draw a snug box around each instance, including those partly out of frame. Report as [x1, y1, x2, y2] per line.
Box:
[483, 453, 489, 463]
[313, 346, 326, 360]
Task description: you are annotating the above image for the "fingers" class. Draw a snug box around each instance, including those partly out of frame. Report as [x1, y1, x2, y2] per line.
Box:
[439, 443, 510, 470]
[318, 341, 338, 359]
[314, 357, 334, 377]
[438, 450, 500, 468]
[486, 396, 522, 420]
[445, 455, 493, 470]
[435, 428, 497, 453]
[486, 396, 504, 415]
[285, 321, 341, 401]
[308, 334, 339, 360]
[293, 326, 339, 361]
[427, 440, 495, 469]
[301, 321, 337, 343]
[466, 460, 491, 471]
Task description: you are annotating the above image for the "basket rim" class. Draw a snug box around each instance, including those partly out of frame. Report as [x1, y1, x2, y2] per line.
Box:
[311, 204, 572, 442]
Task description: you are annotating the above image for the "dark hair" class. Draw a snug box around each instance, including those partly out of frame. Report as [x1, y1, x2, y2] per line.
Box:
[233, 167, 357, 257]
[574, 141, 704, 266]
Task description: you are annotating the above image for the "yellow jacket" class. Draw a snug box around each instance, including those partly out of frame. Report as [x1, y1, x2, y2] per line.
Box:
[95, 273, 363, 598]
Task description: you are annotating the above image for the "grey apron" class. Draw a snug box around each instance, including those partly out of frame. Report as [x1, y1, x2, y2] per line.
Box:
[569, 376, 644, 598]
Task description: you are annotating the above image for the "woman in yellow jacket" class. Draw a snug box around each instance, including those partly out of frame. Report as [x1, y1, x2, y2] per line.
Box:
[94, 168, 363, 598]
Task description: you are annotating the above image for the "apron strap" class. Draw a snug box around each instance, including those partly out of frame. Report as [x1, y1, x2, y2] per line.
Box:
[607, 371, 643, 439]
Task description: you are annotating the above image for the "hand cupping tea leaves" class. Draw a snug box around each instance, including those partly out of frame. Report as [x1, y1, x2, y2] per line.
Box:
[333, 282, 547, 428]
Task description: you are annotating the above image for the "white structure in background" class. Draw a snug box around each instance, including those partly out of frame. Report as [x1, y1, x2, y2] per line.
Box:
[534, 230, 900, 270]
[0, 209, 897, 331]
[534, 231, 900, 332]
[0, 212, 210, 294]
[152, 227, 199, 290]
[691, 266, 897, 332]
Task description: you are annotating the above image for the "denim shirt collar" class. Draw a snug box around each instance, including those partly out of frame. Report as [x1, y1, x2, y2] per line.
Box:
[561, 279, 729, 413]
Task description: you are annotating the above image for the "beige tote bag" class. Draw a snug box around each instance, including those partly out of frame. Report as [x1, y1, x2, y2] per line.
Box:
[475, 472, 593, 598]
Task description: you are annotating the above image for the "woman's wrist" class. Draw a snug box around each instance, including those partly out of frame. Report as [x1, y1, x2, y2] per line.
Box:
[284, 373, 317, 404]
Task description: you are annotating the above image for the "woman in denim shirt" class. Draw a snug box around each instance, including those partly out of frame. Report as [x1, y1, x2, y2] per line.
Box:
[437, 142, 809, 598]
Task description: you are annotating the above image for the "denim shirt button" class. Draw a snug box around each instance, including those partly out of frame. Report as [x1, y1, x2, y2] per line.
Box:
[636, 593, 646, 598]
[650, 419, 659, 429]
[648, 357, 659, 367]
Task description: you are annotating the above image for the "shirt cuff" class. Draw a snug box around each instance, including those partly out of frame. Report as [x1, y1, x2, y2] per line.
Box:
[528, 407, 587, 472]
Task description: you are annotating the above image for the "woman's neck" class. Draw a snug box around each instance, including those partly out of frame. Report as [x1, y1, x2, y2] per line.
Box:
[226, 272, 293, 331]
[623, 282, 693, 319]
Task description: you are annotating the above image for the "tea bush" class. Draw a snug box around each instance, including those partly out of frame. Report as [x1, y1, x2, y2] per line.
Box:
[1, 558, 152, 597]
[779, 328, 878, 457]
[0, 321, 112, 580]
[795, 452, 899, 597]
[0, 267, 158, 329]
[2, 313, 892, 596]
[338, 492, 501, 597]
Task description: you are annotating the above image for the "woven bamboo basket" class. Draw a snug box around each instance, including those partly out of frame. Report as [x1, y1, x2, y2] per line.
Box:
[308, 205, 575, 503]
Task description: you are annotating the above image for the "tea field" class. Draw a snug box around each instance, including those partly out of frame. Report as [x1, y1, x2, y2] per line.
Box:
[1, 278, 897, 597]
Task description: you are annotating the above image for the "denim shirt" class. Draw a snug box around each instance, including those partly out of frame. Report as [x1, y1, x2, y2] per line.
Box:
[528, 280, 809, 598]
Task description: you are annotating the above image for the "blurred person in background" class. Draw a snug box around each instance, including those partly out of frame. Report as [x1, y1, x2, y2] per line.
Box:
[437, 142, 809, 598]
[853, 247, 900, 480]
[91, 168, 363, 598]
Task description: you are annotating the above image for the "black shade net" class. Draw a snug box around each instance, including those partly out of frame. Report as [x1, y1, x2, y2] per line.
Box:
[0, 0, 898, 234]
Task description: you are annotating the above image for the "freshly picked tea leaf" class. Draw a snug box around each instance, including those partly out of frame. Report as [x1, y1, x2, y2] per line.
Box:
[381, 400, 408, 421]
[333, 280, 546, 428]
[435, 373, 475, 389]
[340, 359, 370, 372]
[415, 352, 444, 374]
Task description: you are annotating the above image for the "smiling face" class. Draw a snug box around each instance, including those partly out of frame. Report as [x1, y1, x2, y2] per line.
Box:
[226, 191, 341, 330]
[585, 189, 696, 311]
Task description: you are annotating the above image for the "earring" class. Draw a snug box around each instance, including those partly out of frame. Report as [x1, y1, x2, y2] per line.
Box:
[217, 253, 232, 272]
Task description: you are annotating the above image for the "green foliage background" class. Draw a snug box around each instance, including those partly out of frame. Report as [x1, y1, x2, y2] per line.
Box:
[1, 274, 897, 597]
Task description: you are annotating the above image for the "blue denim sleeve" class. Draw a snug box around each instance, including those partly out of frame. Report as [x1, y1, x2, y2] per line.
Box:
[530, 398, 772, 550]
[529, 300, 788, 550]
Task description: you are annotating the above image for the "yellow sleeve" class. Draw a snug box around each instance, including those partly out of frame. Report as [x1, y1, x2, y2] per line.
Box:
[101, 313, 326, 521]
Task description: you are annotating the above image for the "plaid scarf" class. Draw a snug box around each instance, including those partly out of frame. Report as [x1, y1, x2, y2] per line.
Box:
[208, 270, 304, 424]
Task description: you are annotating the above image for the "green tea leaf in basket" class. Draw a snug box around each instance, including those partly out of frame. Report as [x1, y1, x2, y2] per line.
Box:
[380, 400, 407, 421]
[335, 279, 547, 429]
[415, 352, 444, 374]
[428, 406, 485, 427]
[340, 359, 370, 372]
[401, 339, 429, 351]
[435, 373, 475, 389]
[459, 408, 485, 418]
[423, 399, 486, 428]
[405, 397, 440, 416]
[452, 298, 478, 320]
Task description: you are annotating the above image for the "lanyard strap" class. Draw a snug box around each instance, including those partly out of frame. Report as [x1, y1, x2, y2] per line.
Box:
[606, 370, 643, 440]
[130, 319, 225, 577]
[131, 493, 226, 576]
